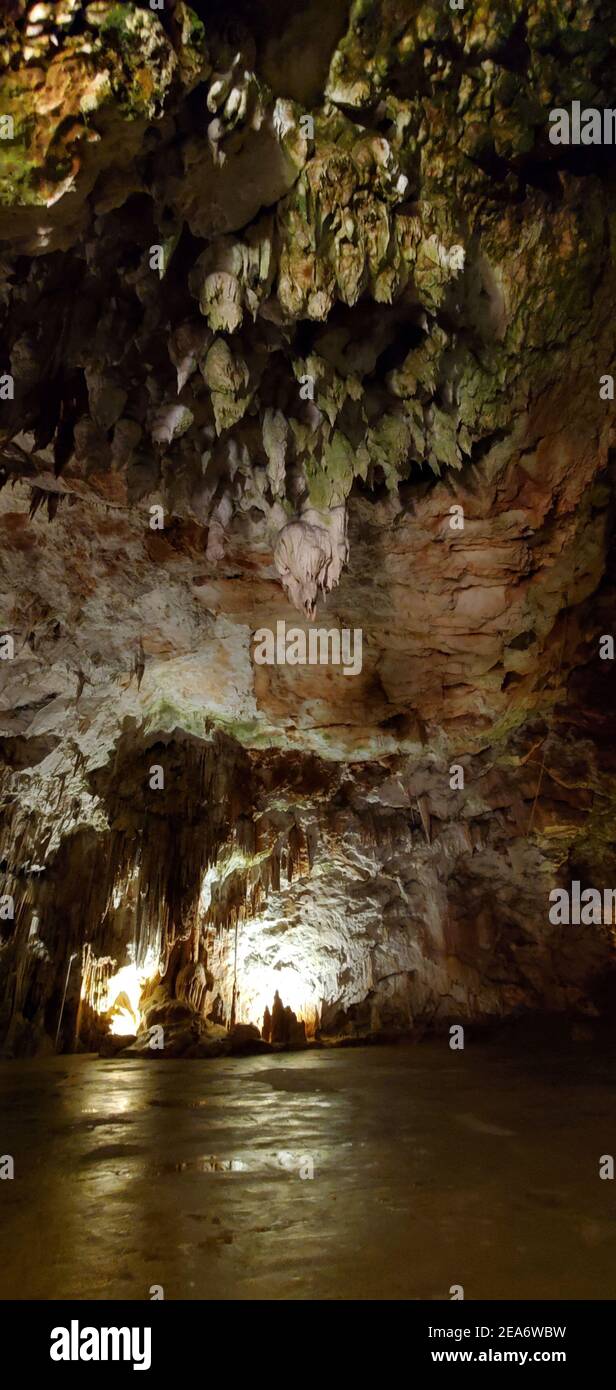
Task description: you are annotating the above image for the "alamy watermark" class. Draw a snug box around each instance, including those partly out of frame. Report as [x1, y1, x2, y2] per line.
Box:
[548, 880, 616, 925]
[50, 1322, 151, 1371]
[549, 102, 616, 145]
[253, 620, 362, 676]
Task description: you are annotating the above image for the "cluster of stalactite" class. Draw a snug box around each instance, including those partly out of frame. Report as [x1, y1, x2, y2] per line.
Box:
[6, 0, 614, 629]
[0, 726, 338, 1051]
[80, 946, 115, 1015]
[203, 818, 312, 935]
[0, 729, 255, 1050]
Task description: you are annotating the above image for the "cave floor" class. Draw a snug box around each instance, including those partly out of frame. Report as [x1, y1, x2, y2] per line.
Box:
[1, 1041, 615, 1301]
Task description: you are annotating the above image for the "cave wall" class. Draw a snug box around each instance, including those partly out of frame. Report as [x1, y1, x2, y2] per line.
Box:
[0, 0, 615, 1055]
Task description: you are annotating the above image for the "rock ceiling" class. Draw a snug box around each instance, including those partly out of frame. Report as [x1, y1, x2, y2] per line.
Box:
[0, 0, 615, 1055]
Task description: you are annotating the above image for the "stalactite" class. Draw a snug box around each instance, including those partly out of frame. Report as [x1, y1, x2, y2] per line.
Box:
[81, 946, 115, 1015]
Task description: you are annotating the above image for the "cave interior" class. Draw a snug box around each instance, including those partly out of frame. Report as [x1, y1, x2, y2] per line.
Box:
[0, 0, 615, 1065]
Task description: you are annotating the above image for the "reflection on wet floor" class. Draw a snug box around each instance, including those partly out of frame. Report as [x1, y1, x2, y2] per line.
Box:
[1, 1041, 615, 1300]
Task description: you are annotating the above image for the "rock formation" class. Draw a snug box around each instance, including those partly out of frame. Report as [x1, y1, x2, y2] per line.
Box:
[0, 0, 615, 1056]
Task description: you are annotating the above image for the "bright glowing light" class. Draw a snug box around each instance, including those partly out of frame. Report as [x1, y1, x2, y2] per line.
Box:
[102, 951, 158, 1037]
[238, 962, 318, 1032]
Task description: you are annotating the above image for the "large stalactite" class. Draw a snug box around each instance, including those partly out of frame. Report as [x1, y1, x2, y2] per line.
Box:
[0, 0, 615, 1057]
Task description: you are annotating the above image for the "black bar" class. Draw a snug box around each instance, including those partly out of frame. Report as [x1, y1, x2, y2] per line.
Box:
[0, 1299, 610, 1375]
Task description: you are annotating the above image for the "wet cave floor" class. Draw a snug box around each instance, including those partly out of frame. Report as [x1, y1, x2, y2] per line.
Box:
[1, 1041, 615, 1301]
